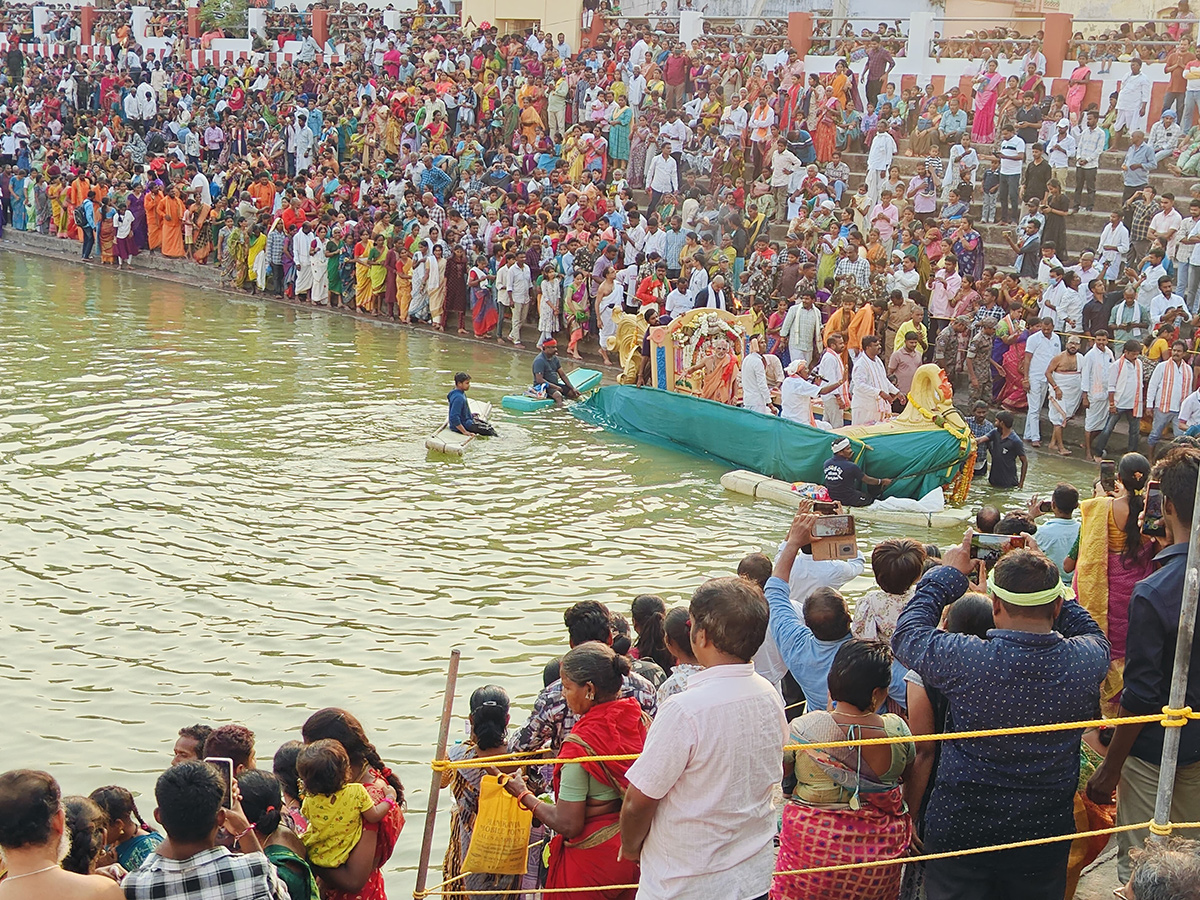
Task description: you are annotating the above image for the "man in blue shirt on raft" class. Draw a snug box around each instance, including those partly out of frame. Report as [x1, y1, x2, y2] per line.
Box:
[447, 372, 496, 437]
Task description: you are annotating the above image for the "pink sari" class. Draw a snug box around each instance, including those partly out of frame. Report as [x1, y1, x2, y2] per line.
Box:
[1067, 65, 1091, 117]
[971, 73, 1004, 144]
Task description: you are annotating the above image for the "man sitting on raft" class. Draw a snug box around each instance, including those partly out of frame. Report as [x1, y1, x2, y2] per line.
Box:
[532, 340, 580, 405]
[822, 436, 893, 507]
[448, 372, 497, 437]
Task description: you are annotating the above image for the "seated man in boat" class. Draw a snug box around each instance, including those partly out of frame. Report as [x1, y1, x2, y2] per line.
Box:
[448, 372, 497, 437]
[823, 437, 893, 507]
[684, 338, 741, 405]
[532, 340, 580, 405]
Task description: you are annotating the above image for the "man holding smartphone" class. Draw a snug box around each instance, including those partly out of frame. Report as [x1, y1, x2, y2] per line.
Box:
[122, 760, 289, 900]
[1087, 447, 1200, 884]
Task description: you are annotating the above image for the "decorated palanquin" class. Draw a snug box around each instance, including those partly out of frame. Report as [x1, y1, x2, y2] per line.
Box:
[648, 307, 755, 394]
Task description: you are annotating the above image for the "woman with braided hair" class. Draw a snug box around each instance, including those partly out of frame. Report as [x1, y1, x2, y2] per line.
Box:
[87, 784, 163, 872]
[301, 708, 405, 900]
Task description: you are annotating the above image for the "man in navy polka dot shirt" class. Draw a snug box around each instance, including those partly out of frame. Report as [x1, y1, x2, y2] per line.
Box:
[892, 536, 1110, 900]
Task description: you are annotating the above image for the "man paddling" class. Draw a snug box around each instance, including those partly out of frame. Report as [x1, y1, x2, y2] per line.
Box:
[448, 372, 497, 437]
[533, 340, 580, 405]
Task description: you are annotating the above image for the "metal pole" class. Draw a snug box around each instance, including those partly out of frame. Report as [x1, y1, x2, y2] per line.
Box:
[413, 648, 462, 898]
[1150, 473, 1200, 840]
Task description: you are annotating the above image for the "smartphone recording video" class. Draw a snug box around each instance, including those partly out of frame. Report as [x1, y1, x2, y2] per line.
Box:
[205, 757, 234, 808]
[1142, 481, 1167, 538]
[970, 533, 1025, 566]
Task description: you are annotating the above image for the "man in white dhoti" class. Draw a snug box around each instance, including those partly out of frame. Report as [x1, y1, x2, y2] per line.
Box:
[1022, 317, 1061, 446]
[865, 129, 897, 208]
[851, 335, 900, 426]
[1045, 335, 1083, 456]
[741, 339, 773, 414]
[1146, 339, 1193, 462]
[779, 360, 836, 430]
[1080, 330, 1115, 459]
[816, 334, 851, 429]
[292, 223, 315, 299]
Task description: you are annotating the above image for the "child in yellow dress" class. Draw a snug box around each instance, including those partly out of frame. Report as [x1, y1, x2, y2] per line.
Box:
[297, 738, 397, 867]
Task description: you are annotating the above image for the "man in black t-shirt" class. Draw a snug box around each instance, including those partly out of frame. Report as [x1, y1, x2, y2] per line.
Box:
[989, 410, 1028, 489]
[1015, 93, 1042, 152]
[822, 437, 893, 507]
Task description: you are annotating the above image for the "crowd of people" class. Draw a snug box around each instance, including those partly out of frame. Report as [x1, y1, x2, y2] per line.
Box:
[10, 4, 1200, 454]
[3, 447, 1200, 900]
[3, 11, 1200, 899]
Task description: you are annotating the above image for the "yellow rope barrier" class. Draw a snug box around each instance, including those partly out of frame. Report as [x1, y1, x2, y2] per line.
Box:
[430, 709, 1195, 772]
[413, 821, 1200, 897]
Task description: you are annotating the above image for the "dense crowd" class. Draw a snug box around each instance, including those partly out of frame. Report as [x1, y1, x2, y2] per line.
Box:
[12, 6, 1200, 455]
[4, 11, 1200, 900]
[3, 447, 1200, 900]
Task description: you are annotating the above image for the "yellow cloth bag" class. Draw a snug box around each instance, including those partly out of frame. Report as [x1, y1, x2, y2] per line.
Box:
[462, 774, 533, 876]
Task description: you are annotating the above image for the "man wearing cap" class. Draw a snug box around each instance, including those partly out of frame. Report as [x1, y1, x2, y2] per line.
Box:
[532, 340, 579, 405]
[1044, 119, 1075, 189]
[1151, 109, 1183, 165]
[822, 437, 893, 507]
[894, 536, 1107, 899]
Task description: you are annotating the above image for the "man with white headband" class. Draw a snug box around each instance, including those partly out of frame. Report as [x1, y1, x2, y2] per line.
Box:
[893, 537, 1109, 900]
[822, 437, 893, 507]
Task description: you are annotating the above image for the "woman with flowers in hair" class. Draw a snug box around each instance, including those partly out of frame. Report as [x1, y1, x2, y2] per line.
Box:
[1067, 452, 1160, 715]
[301, 708, 405, 900]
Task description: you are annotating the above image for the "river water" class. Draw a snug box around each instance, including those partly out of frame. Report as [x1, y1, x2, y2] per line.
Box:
[0, 251, 1093, 886]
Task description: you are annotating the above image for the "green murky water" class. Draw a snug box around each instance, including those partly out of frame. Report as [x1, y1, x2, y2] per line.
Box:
[0, 251, 1093, 887]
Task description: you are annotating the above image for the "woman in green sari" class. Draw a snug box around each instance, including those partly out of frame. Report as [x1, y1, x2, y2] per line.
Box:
[225, 218, 248, 289]
[237, 771, 318, 900]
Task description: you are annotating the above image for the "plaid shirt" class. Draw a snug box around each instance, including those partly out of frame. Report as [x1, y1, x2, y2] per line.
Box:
[510, 673, 658, 756]
[835, 256, 872, 290]
[1130, 198, 1155, 243]
[122, 848, 288, 900]
[266, 228, 287, 265]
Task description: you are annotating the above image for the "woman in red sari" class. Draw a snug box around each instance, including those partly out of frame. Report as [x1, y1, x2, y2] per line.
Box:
[302, 708, 405, 900]
[500, 643, 647, 900]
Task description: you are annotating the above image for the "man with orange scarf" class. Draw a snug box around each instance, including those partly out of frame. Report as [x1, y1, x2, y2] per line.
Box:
[501, 643, 645, 900]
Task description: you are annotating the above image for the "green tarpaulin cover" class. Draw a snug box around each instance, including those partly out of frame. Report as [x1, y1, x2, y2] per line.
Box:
[572, 386, 968, 501]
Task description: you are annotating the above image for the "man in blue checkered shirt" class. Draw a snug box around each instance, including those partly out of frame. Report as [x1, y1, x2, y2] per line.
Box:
[122, 762, 288, 900]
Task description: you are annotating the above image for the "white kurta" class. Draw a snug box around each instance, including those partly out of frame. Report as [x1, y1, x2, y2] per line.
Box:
[780, 375, 820, 425]
[1081, 346, 1115, 431]
[741, 353, 772, 414]
[850, 354, 897, 425]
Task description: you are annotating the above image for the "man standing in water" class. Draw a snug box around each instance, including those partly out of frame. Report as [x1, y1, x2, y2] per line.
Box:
[1044, 335, 1083, 456]
[532, 340, 579, 405]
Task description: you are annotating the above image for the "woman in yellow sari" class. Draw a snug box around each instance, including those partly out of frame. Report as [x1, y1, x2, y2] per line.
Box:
[830, 62, 851, 110]
[564, 126, 586, 184]
[246, 227, 267, 293]
[48, 176, 66, 236]
[354, 235, 375, 314]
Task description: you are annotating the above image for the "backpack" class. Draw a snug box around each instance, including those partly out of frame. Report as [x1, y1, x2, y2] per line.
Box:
[73, 204, 88, 227]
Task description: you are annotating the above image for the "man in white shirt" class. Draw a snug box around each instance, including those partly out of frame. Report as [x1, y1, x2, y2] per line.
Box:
[1149, 275, 1187, 328]
[1074, 109, 1105, 212]
[1136, 249, 1170, 311]
[507, 254, 533, 347]
[997, 125, 1026, 224]
[664, 278, 691, 319]
[1115, 58, 1152, 134]
[741, 339, 772, 414]
[851, 335, 900, 425]
[1179, 384, 1200, 432]
[1081, 330, 1115, 459]
[1045, 119, 1076, 187]
[816, 333, 850, 428]
[1146, 340, 1193, 460]
[781, 293, 823, 365]
[621, 575, 787, 900]
[659, 112, 690, 157]
[1186, 201, 1200, 313]
[1022, 317, 1062, 445]
[720, 99, 749, 140]
[1149, 192, 1184, 261]
[865, 128, 897, 207]
[685, 256, 709, 306]
[1097, 210, 1132, 280]
[1094, 339, 1147, 459]
[644, 145, 679, 215]
[942, 135, 979, 205]
[770, 137, 801, 224]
